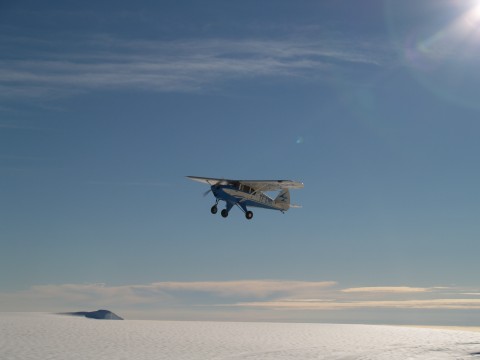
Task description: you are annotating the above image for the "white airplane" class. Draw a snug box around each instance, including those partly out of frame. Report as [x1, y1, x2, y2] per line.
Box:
[187, 176, 304, 220]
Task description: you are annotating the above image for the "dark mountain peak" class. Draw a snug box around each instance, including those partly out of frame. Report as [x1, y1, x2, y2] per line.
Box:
[64, 309, 123, 320]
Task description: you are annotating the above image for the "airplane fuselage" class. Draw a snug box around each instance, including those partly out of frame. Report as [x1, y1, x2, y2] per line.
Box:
[212, 185, 281, 211]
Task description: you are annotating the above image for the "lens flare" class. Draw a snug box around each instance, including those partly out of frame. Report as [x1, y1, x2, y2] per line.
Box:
[386, 0, 480, 109]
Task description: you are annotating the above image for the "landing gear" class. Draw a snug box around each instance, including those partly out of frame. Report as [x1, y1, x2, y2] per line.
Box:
[210, 200, 252, 220]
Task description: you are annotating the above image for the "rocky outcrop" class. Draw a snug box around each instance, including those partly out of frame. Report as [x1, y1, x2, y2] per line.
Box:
[64, 309, 123, 320]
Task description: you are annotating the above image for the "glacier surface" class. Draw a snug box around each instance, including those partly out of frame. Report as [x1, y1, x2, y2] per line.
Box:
[1, 313, 480, 359]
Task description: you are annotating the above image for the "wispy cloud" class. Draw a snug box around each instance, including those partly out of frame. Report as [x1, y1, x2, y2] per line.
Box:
[341, 286, 431, 294]
[233, 298, 480, 310]
[149, 280, 336, 298]
[0, 36, 387, 99]
[0, 280, 337, 310]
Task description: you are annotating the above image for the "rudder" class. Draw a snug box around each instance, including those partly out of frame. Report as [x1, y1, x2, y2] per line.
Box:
[274, 189, 290, 211]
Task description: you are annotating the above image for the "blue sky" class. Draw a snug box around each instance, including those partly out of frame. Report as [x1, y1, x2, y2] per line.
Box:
[1, 0, 480, 325]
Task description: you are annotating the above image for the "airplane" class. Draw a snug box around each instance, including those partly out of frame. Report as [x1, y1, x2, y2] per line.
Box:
[187, 176, 304, 220]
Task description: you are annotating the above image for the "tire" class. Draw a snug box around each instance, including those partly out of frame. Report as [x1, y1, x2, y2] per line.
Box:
[221, 209, 229, 218]
[211, 205, 218, 214]
[245, 211, 253, 220]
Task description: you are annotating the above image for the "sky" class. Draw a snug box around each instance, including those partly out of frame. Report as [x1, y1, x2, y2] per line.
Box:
[1, 0, 480, 325]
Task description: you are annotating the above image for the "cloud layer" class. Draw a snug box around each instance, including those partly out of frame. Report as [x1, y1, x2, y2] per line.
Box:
[234, 299, 480, 311]
[2, 280, 480, 320]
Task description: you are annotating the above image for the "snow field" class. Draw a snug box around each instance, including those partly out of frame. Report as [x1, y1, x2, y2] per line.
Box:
[1, 313, 480, 359]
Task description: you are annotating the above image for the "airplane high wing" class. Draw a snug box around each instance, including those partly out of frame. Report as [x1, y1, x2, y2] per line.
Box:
[187, 176, 304, 220]
[187, 176, 304, 191]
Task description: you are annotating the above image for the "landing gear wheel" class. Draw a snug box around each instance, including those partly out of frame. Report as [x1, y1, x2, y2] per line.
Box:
[211, 205, 218, 214]
[221, 209, 229, 218]
[245, 211, 253, 220]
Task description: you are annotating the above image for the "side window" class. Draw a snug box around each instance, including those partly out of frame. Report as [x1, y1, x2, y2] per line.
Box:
[241, 185, 252, 193]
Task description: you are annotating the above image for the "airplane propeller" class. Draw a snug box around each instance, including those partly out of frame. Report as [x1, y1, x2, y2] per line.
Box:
[203, 183, 223, 197]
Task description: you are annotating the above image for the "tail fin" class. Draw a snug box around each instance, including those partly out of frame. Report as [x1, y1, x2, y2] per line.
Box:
[274, 189, 290, 211]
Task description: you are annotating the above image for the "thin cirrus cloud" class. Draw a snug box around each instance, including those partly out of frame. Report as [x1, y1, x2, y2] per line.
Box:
[149, 280, 337, 298]
[341, 286, 432, 294]
[232, 299, 480, 310]
[0, 36, 386, 99]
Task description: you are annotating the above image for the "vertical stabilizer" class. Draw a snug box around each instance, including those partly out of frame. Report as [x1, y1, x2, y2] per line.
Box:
[274, 189, 290, 211]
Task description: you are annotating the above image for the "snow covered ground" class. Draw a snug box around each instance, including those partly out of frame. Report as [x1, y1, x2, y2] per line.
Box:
[1, 312, 480, 359]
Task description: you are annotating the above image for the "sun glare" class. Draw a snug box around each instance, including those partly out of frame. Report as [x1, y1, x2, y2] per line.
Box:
[474, 4, 480, 17]
[465, 3, 480, 27]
